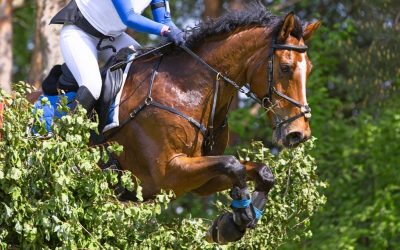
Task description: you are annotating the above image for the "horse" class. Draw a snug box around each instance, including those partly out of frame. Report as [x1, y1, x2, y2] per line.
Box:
[104, 3, 320, 244]
[27, 3, 320, 244]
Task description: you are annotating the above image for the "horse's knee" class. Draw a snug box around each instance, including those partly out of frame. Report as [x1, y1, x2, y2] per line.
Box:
[221, 156, 246, 187]
[256, 165, 275, 192]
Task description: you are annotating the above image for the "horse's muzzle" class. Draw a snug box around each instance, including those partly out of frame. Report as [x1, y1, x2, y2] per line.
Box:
[273, 128, 311, 148]
[284, 130, 308, 148]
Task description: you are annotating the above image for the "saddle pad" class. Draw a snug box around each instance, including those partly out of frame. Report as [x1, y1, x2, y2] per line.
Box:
[102, 58, 134, 133]
[34, 50, 136, 134]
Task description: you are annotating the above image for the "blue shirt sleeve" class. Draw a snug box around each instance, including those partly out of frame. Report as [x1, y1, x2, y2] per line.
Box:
[111, 0, 165, 35]
[151, 0, 172, 24]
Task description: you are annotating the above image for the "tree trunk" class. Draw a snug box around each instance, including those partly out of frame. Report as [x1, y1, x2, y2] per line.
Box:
[29, 0, 67, 89]
[0, 101, 3, 139]
[229, 0, 244, 10]
[203, 0, 220, 19]
[0, 0, 13, 92]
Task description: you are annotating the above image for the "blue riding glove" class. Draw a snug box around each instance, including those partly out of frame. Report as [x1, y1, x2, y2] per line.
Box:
[164, 22, 185, 46]
[151, 0, 185, 46]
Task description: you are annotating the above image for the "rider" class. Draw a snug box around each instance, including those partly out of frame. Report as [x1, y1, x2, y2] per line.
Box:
[50, 0, 185, 112]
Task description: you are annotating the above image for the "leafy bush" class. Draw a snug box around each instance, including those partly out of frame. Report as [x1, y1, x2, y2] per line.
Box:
[234, 141, 327, 248]
[294, 14, 400, 249]
[0, 83, 325, 249]
[305, 99, 400, 250]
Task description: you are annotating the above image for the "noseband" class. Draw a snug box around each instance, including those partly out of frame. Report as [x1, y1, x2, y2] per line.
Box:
[262, 42, 311, 129]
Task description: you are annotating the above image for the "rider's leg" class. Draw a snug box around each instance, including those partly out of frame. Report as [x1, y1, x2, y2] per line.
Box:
[60, 24, 102, 111]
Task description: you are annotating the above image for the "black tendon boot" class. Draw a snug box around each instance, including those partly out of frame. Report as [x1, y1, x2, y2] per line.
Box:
[70, 86, 96, 114]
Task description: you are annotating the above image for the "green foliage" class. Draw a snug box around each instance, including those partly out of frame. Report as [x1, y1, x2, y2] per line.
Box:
[304, 98, 400, 250]
[0, 83, 325, 249]
[235, 140, 326, 249]
[0, 83, 171, 248]
[286, 1, 400, 248]
[228, 107, 272, 146]
[229, 1, 400, 248]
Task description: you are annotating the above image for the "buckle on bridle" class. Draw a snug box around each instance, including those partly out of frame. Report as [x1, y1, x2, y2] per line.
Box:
[301, 106, 312, 119]
[261, 97, 272, 109]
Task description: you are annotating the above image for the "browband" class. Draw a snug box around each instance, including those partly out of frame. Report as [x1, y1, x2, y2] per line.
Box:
[272, 44, 308, 53]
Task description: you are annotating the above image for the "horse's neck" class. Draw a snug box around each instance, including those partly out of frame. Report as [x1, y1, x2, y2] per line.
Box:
[199, 27, 269, 82]
[196, 27, 270, 110]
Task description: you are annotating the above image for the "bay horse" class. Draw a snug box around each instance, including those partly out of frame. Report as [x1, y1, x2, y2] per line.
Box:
[106, 4, 320, 244]
[25, 3, 321, 245]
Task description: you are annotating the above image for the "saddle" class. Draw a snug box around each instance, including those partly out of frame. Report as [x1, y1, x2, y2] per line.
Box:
[42, 47, 135, 133]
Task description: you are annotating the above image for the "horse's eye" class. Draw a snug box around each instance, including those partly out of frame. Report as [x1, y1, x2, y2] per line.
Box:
[280, 64, 291, 73]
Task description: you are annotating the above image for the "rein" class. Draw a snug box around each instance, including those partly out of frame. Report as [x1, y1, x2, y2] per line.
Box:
[106, 41, 312, 148]
[180, 43, 311, 128]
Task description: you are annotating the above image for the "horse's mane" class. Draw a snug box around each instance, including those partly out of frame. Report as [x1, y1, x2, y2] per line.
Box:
[133, 2, 304, 57]
[185, 1, 304, 48]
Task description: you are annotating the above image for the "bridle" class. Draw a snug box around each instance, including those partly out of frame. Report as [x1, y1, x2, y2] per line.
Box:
[181, 40, 312, 130]
[262, 41, 312, 129]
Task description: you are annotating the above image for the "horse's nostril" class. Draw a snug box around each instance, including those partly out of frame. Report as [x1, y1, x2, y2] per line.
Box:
[286, 131, 304, 147]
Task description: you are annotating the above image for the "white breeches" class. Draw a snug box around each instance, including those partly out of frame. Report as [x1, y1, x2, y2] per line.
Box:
[60, 24, 140, 100]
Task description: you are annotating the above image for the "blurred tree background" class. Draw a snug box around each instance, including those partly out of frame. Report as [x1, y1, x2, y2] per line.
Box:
[0, 0, 399, 249]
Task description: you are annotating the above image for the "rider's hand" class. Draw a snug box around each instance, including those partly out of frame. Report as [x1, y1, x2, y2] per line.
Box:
[162, 22, 185, 46]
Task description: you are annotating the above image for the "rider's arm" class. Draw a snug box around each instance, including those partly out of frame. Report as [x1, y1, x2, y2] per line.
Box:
[150, 0, 185, 45]
[111, 0, 169, 36]
[151, 0, 171, 24]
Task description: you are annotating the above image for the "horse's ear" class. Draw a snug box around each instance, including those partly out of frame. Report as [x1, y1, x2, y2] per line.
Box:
[278, 12, 295, 42]
[303, 20, 321, 41]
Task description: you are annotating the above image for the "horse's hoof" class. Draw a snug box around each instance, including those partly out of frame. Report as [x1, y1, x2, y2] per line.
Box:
[206, 212, 246, 245]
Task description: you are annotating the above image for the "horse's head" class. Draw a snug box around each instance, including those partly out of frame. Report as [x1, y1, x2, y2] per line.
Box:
[248, 12, 320, 148]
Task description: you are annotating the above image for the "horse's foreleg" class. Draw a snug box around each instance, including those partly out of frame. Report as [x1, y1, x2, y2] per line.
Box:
[165, 155, 247, 194]
[193, 161, 274, 227]
[195, 161, 275, 244]
[166, 155, 254, 230]
[192, 161, 275, 196]
[242, 161, 275, 228]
